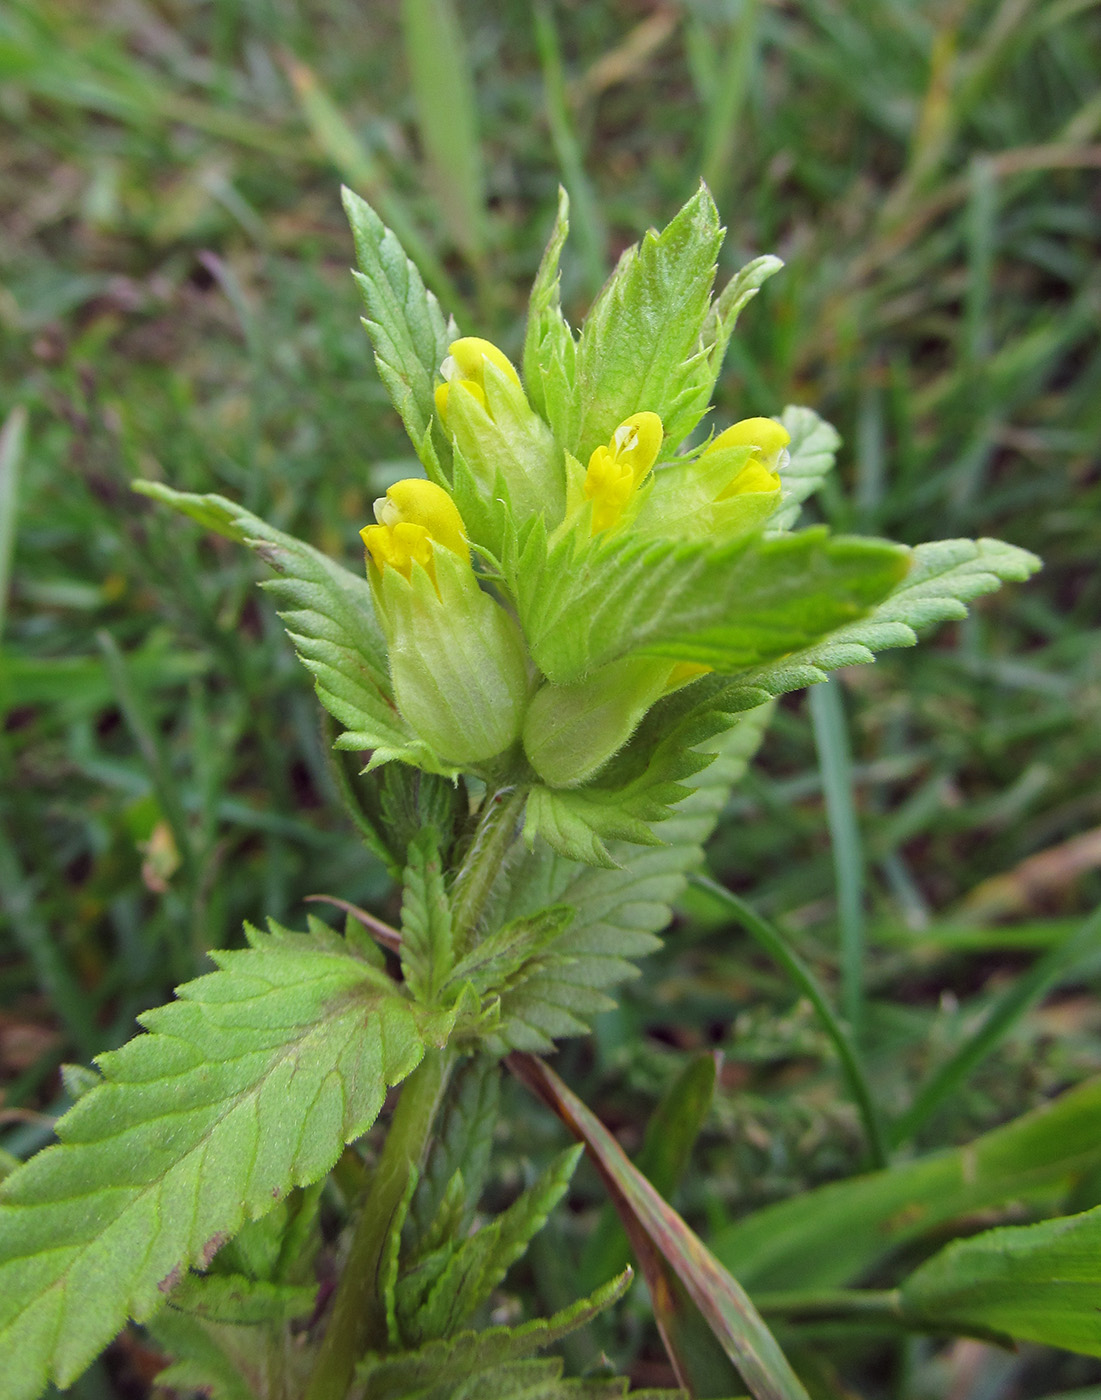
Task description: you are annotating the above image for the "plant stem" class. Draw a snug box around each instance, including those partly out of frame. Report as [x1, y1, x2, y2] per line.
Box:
[305, 1047, 454, 1400]
[450, 785, 527, 956]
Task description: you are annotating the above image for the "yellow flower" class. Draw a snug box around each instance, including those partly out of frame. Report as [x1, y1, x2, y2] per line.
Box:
[582, 412, 663, 534]
[361, 478, 469, 587]
[433, 337, 521, 421]
[705, 417, 789, 499]
[361, 478, 529, 767]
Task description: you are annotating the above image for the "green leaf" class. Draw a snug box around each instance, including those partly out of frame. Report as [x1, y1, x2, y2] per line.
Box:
[0, 921, 447, 1400]
[149, 1310, 262, 1400]
[768, 406, 841, 532]
[663, 253, 784, 450]
[396, 1144, 584, 1346]
[490, 705, 772, 1048]
[522, 186, 577, 443]
[167, 1272, 317, 1326]
[342, 186, 458, 478]
[356, 1272, 634, 1399]
[711, 1076, 1101, 1293]
[571, 186, 724, 461]
[401, 829, 456, 1004]
[712, 536, 1042, 712]
[521, 524, 910, 684]
[899, 1204, 1101, 1356]
[448, 906, 576, 996]
[409, 1057, 500, 1252]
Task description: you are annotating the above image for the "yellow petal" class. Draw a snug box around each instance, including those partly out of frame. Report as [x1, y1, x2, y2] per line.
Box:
[706, 416, 791, 460]
[716, 458, 782, 501]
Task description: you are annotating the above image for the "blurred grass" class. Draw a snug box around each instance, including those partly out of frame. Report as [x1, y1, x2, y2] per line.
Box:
[1, 0, 1100, 1392]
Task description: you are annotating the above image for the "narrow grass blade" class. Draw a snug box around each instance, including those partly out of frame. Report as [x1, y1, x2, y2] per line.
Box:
[283, 53, 461, 312]
[808, 678, 867, 1042]
[0, 406, 27, 644]
[892, 903, 1101, 1147]
[700, 0, 762, 210]
[691, 874, 889, 1170]
[509, 1051, 811, 1400]
[400, 0, 488, 262]
[96, 630, 194, 877]
[533, 2, 606, 295]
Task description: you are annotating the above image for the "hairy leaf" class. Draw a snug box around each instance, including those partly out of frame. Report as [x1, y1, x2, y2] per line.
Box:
[712, 536, 1042, 713]
[900, 1204, 1101, 1356]
[0, 921, 448, 1399]
[409, 1057, 500, 1252]
[355, 1272, 634, 1399]
[396, 1145, 584, 1345]
[520, 523, 910, 684]
[448, 906, 576, 996]
[522, 187, 577, 445]
[768, 406, 841, 532]
[167, 1272, 316, 1326]
[149, 1311, 262, 1400]
[489, 706, 772, 1048]
[571, 186, 723, 461]
[663, 253, 784, 449]
[401, 829, 455, 1004]
[343, 186, 458, 479]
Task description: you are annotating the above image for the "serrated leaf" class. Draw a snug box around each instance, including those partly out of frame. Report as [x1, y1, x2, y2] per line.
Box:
[355, 1271, 633, 1399]
[522, 186, 577, 443]
[434, 1357, 664, 1400]
[397, 1144, 584, 1345]
[712, 1076, 1101, 1293]
[448, 906, 576, 995]
[343, 186, 458, 479]
[409, 1057, 500, 1252]
[149, 1310, 261, 1400]
[663, 253, 784, 449]
[168, 1272, 317, 1325]
[0, 922, 445, 1400]
[489, 707, 771, 1048]
[521, 524, 910, 684]
[713, 536, 1042, 712]
[401, 829, 455, 1004]
[768, 406, 841, 532]
[572, 186, 723, 461]
[899, 1204, 1101, 1356]
[132, 483, 419, 762]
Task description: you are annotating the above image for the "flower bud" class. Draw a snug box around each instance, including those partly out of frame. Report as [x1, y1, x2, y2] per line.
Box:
[433, 337, 564, 527]
[522, 654, 674, 788]
[638, 416, 786, 542]
[363, 479, 529, 767]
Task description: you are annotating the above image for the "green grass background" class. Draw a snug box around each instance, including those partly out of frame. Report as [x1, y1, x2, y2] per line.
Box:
[1, 1, 1100, 1395]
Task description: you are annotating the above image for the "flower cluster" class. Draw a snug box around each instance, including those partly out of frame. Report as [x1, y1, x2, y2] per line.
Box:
[362, 335, 802, 788]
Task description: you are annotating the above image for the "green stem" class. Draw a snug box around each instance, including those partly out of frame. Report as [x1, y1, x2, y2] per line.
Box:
[690, 875, 890, 1170]
[450, 785, 527, 956]
[305, 1047, 453, 1400]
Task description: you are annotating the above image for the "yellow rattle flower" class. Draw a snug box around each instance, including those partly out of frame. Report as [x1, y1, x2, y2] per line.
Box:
[582, 411, 663, 534]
